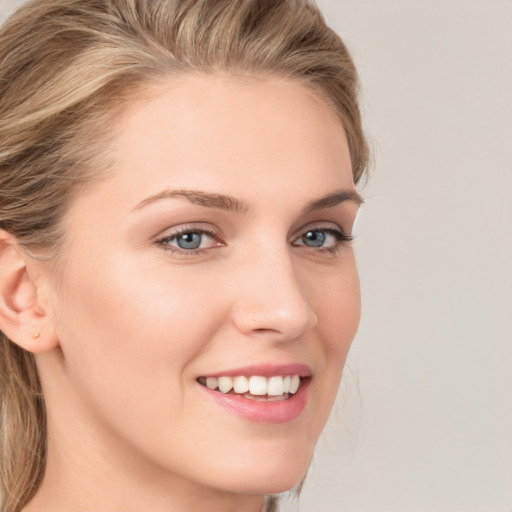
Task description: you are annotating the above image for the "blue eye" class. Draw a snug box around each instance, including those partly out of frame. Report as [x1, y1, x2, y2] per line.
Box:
[175, 232, 202, 250]
[294, 227, 352, 251]
[301, 230, 326, 247]
[157, 228, 221, 254]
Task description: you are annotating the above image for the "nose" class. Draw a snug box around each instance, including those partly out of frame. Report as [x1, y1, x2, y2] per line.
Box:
[230, 248, 318, 342]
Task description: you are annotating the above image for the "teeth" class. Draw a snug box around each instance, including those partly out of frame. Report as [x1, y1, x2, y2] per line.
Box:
[201, 374, 302, 397]
[249, 376, 267, 395]
[218, 376, 233, 394]
[233, 376, 249, 393]
[267, 376, 284, 396]
[283, 376, 291, 393]
[290, 375, 300, 394]
[206, 377, 218, 390]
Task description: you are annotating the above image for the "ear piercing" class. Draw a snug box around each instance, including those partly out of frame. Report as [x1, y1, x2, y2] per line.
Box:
[33, 332, 40, 339]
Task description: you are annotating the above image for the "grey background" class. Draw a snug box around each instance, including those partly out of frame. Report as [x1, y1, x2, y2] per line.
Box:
[1, 1, 511, 511]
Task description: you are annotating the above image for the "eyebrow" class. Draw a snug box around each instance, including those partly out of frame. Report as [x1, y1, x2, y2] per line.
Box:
[133, 187, 362, 213]
[301, 189, 363, 213]
[133, 189, 250, 213]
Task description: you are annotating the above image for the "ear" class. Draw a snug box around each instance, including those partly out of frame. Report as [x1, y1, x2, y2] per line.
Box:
[0, 230, 58, 353]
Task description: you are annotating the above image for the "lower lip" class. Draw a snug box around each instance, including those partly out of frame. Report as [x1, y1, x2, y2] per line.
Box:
[199, 379, 310, 424]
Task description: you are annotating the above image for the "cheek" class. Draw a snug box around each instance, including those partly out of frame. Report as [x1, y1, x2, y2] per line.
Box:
[49, 257, 234, 476]
[52, 255, 228, 402]
[307, 258, 361, 359]
[300, 257, 360, 430]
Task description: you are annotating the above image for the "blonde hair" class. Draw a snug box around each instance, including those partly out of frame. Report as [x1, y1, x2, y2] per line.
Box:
[0, 0, 369, 510]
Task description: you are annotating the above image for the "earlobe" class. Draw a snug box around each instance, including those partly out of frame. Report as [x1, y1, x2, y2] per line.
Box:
[0, 230, 58, 353]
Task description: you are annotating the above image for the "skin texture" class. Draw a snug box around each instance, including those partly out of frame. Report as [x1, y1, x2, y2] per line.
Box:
[14, 75, 361, 512]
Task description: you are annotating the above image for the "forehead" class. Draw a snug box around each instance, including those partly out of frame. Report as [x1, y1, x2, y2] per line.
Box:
[68, 74, 355, 222]
[115, 75, 351, 179]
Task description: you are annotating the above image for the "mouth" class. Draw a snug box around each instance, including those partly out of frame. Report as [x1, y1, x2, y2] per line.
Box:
[197, 374, 303, 402]
[196, 366, 311, 423]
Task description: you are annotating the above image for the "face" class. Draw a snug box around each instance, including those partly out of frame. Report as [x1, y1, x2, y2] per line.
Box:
[40, 75, 361, 496]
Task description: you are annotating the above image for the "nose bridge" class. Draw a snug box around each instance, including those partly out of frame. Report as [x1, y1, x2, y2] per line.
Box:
[231, 243, 317, 340]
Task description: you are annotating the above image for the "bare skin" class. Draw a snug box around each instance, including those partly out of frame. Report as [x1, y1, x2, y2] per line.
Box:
[2, 75, 361, 512]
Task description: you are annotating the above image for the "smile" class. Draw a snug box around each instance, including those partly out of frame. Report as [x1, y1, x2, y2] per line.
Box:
[197, 375, 302, 401]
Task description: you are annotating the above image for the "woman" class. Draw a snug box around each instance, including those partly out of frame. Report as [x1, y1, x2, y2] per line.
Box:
[0, 1, 369, 511]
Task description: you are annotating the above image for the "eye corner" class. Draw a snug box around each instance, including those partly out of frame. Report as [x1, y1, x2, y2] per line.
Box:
[154, 224, 225, 257]
[292, 225, 354, 253]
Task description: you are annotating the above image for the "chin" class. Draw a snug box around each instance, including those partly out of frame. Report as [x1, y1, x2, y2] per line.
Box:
[221, 471, 307, 496]
[208, 446, 313, 496]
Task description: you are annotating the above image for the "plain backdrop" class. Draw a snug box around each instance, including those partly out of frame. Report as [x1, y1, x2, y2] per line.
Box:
[1, 1, 511, 511]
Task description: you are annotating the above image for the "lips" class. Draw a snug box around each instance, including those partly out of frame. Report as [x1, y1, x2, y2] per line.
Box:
[197, 364, 311, 423]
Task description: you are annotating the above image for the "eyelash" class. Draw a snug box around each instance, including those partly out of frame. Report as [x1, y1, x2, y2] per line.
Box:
[156, 226, 222, 256]
[155, 225, 353, 256]
[296, 227, 354, 255]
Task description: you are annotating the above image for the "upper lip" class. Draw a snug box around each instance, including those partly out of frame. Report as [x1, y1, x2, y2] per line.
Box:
[199, 363, 312, 378]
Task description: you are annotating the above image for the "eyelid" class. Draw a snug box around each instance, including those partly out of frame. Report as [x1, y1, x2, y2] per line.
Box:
[291, 224, 354, 254]
[155, 223, 225, 254]
[292, 222, 352, 241]
[155, 222, 220, 240]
